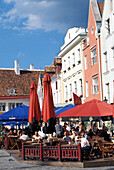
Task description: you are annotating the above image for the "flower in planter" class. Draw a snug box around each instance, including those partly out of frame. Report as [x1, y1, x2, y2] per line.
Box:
[80, 95, 83, 98]
[65, 100, 68, 102]
[69, 98, 72, 101]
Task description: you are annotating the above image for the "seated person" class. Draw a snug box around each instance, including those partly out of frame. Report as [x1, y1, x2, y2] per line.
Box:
[20, 131, 29, 140]
[63, 131, 72, 144]
[33, 131, 39, 141]
[80, 131, 90, 150]
[8, 129, 13, 136]
[75, 132, 80, 144]
[12, 129, 17, 136]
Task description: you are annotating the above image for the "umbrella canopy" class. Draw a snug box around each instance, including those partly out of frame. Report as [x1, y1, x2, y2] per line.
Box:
[28, 81, 41, 133]
[42, 73, 56, 134]
[55, 104, 76, 116]
[0, 104, 29, 121]
[57, 99, 113, 120]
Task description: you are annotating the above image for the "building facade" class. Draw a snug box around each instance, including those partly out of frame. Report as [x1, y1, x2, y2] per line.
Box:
[82, 0, 104, 102]
[58, 27, 87, 104]
[0, 60, 44, 114]
[101, 0, 114, 104]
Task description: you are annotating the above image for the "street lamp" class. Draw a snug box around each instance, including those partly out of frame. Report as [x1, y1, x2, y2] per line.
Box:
[103, 97, 108, 103]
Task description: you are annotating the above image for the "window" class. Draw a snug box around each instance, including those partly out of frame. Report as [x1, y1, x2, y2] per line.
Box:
[65, 85, 68, 100]
[68, 56, 70, 69]
[79, 79, 83, 95]
[0, 103, 6, 111]
[56, 81, 58, 90]
[16, 103, 22, 107]
[69, 84, 72, 98]
[106, 83, 110, 103]
[77, 49, 81, 64]
[72, 53, 75, 66]
[8, 103, 22, 110]
[9, 103, 15, 110]
[106, 18, 110, 36]
[87, 38, 89, 46]
[91, 48, 97, 65]
[91, 26, 94, 34]
[56, 91, 58, 104]
[63, 59, 66, 72]
[93, 77, 99, 94]
[111, 47, 114, 67]
[74, 81, 77, 94]
[84, 55, 87, 70]
[104, 52, 108, 72]
[86, 81, 89, 97]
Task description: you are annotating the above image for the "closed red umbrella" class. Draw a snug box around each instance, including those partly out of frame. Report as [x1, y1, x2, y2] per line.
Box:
[42, 73, 56, 134]
[28, 81, 41, 133]
[57, 99, 113, 119]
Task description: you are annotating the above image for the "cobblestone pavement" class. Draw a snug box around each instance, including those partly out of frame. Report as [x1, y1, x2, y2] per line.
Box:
[0, 150, 114, 170]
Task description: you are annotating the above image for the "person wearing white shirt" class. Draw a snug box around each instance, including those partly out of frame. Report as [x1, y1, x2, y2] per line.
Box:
[80, 131, 90, 150]
[20, 131, 29, 140]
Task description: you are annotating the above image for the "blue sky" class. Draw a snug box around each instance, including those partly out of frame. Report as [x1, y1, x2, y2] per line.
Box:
[0, 0, 103, 69]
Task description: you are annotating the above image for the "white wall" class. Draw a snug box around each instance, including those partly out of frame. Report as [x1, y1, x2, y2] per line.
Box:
[101, 0, 114, 103]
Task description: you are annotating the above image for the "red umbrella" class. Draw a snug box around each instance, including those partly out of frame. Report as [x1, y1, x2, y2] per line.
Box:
[42, 73, 56, 134]
[28, 81, 41, 133]
[57, 99, 113, 119]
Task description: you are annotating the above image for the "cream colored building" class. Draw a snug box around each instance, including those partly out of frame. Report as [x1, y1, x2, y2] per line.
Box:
[58, 28, 87, 104]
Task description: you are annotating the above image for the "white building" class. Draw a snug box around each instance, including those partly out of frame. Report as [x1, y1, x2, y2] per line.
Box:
[58, 28, 87, 104]
[101, 0, 114, 104]
[51, 57, 63, 106]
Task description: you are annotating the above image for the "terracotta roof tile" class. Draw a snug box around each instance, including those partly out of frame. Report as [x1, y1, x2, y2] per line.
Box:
[97, 2, 104, 17]
[0, 69, 44, 97]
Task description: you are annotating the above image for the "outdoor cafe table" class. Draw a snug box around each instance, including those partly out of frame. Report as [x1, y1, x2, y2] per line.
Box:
[5, 136, 18, 150]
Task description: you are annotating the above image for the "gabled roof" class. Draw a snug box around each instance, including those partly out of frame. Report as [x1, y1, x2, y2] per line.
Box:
[97, 2, 104, 17]
[90, 0, 101, 22]
[0, 69, 44, 97]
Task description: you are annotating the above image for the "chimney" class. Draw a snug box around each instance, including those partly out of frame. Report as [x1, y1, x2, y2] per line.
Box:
[30, 64, 34, 70]
[14, 60, 20, 75]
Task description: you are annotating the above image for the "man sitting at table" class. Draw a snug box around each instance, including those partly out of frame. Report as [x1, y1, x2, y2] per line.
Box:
[20, 131, 29, 140]
[33, 131, 39, 141]
[80, 131, 90, 150]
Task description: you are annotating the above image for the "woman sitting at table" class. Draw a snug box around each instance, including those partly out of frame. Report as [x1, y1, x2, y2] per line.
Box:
[80, 131, 90, 150]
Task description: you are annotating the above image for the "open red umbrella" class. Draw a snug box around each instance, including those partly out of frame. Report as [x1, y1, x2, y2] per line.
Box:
[42, 73, 56, 134]
[28, 81, 41, 133]
[57, 99, 113, 119]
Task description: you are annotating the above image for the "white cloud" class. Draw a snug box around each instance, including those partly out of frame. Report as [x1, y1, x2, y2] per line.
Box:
[1, 0, 89, 32]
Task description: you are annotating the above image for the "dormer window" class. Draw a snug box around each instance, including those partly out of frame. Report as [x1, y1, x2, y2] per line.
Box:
[91, 26, 94, 34]
[7, 89, 16, 95]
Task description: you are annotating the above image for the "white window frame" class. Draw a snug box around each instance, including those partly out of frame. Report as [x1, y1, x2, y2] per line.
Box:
[91, 48, 97, 65]
[86, 81, 89, 97]
[93, 77, 99, 95]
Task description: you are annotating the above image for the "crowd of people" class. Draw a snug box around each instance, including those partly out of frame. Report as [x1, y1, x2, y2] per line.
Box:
[1, 121, 111, 151]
